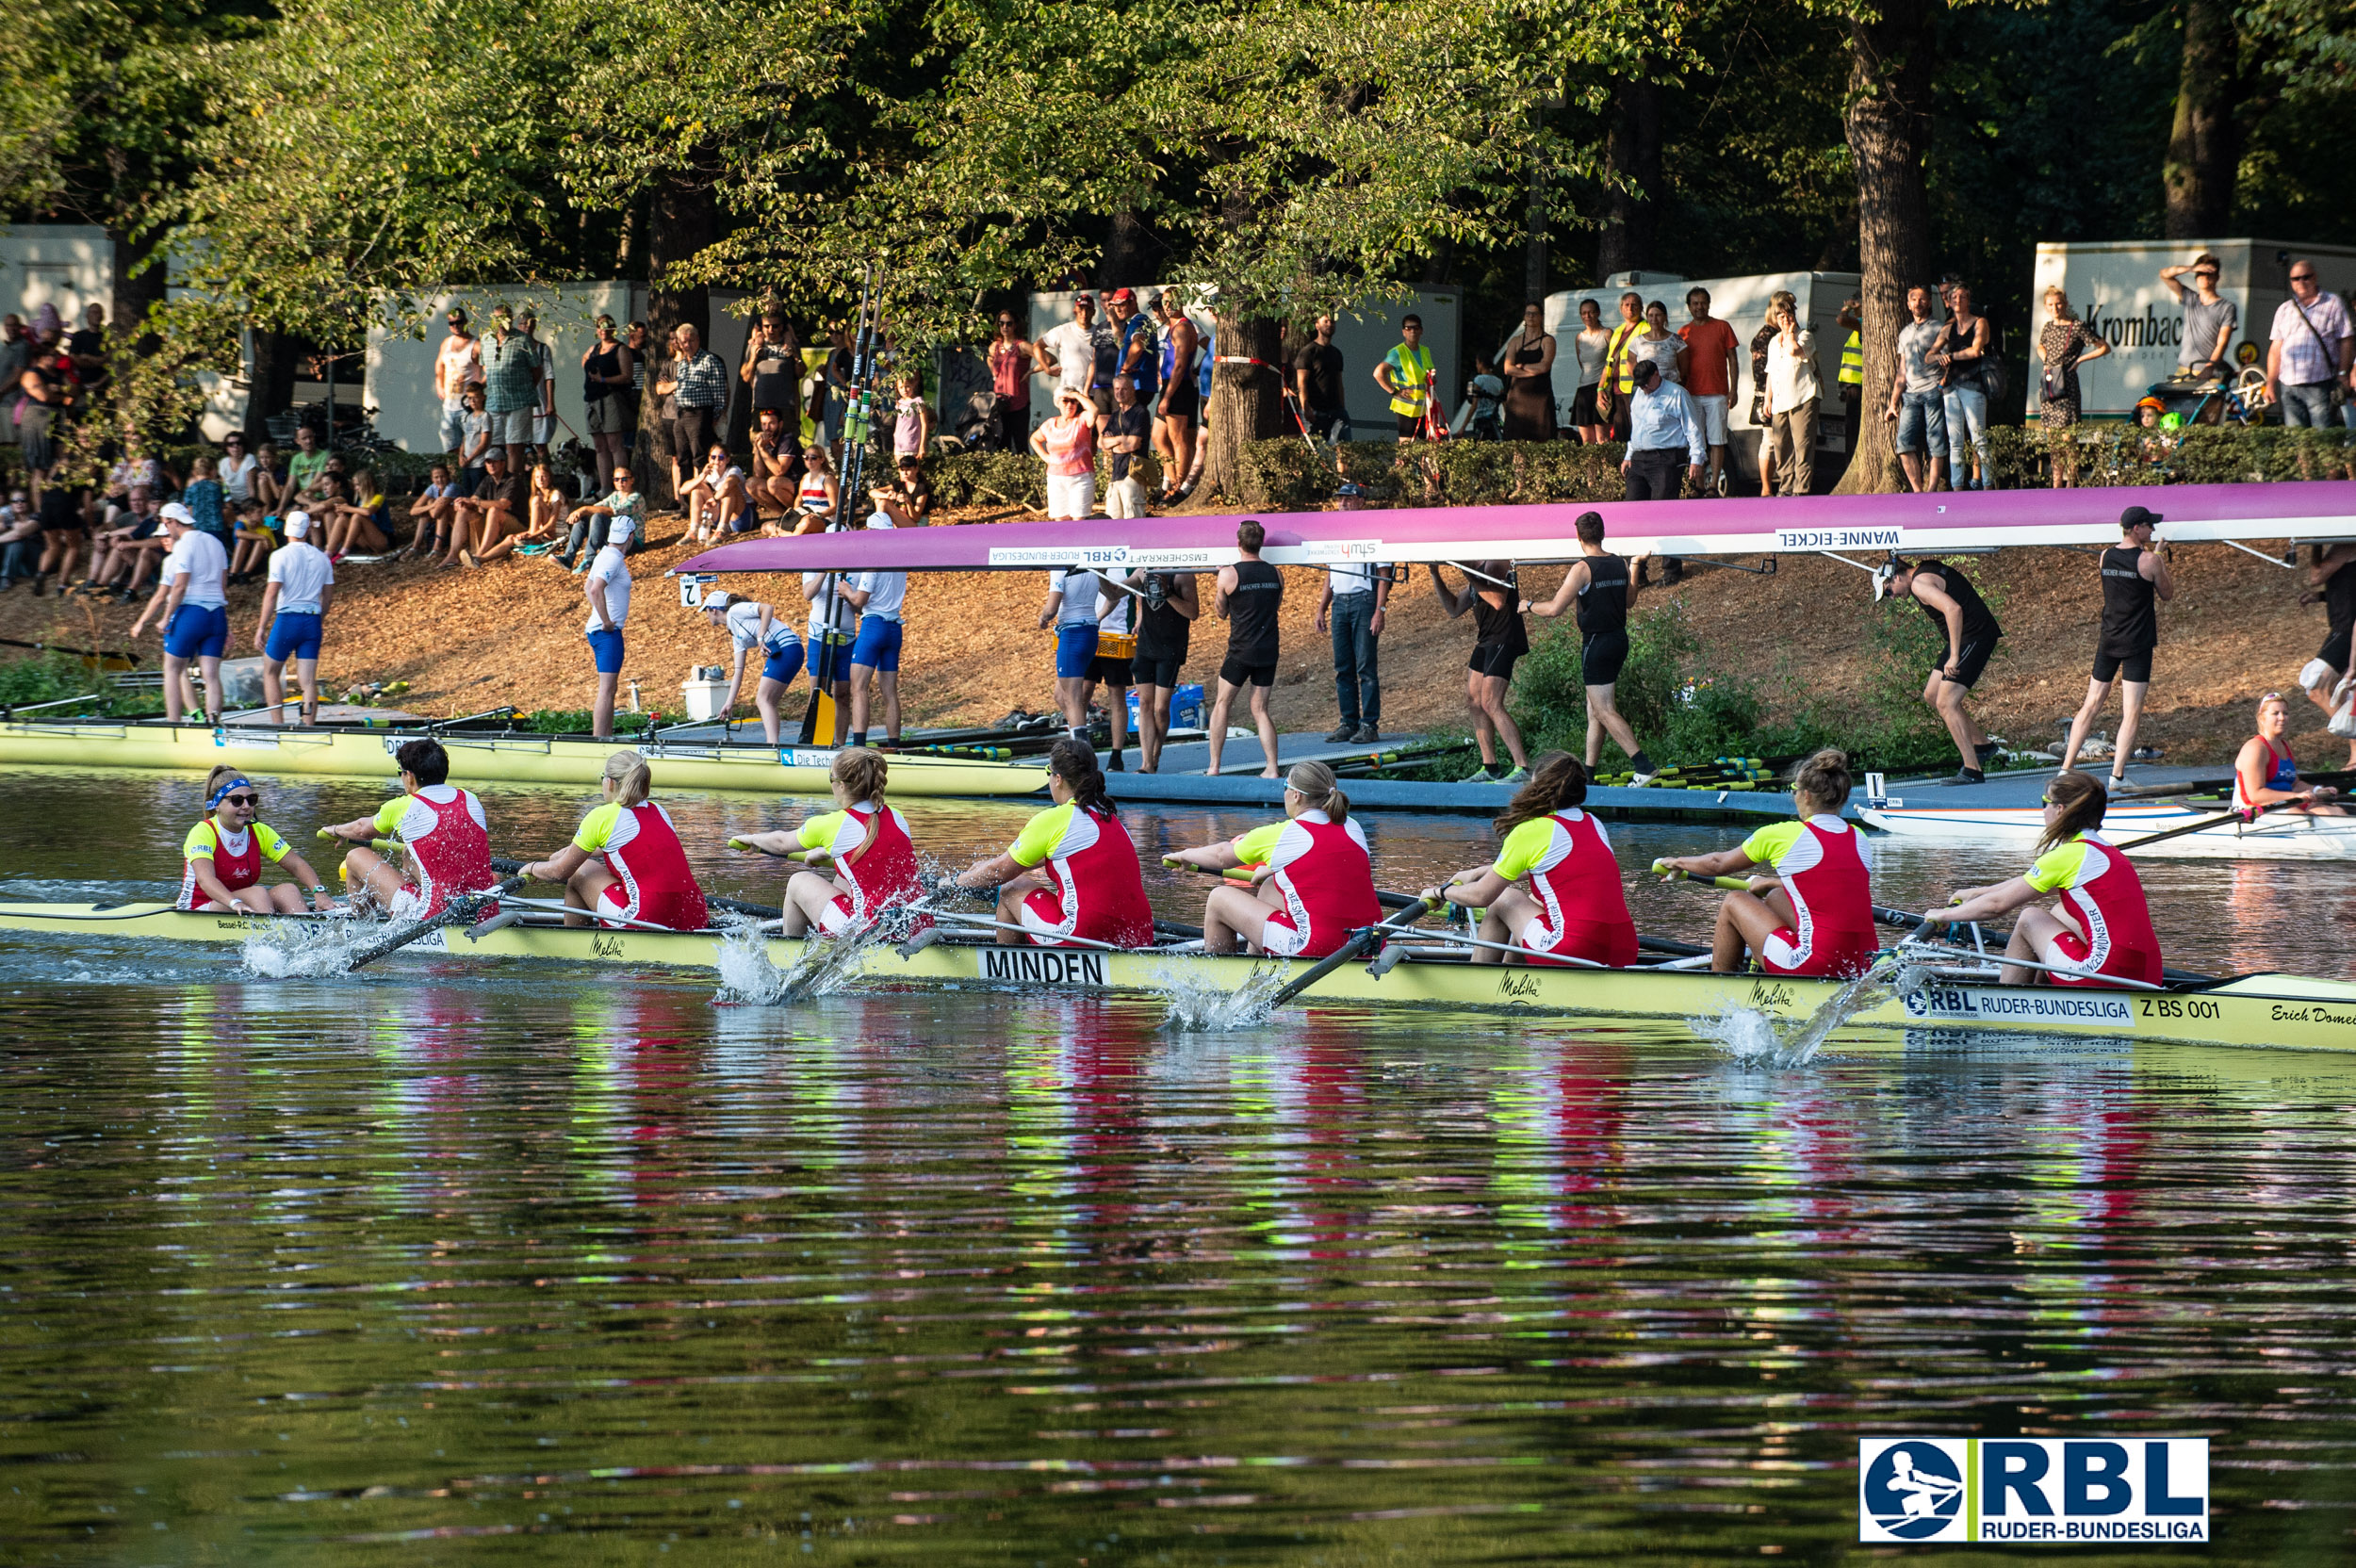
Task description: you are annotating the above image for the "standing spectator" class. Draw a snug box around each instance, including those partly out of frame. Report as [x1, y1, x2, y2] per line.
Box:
[1103, 376, 1152, 517]
[478, 306, 542, 475]
[181, 455, 228, 548]
[2266, 258, 2353, 429]
[821, 324, 855, 454]
[1599, 292, 1644, 442]
[1570, 299, 1611, 444]
[1835, 294, 1864, 464]
[1157, 296, 1203, 498]
[1, 315, 31, 454]
[2037, 286, 2109, 487]
[892, 371, 932, 462]
[1677, 286, 1740, 494]
[1031, 387, 1099, 520]
[739, 304, 803, 441]
[1764, 300, 1822, 498]
[656, 323, 729, 496]
[1205, 519, 1284, 780]
[67, 302, 107, 400]
[1316, 554, 1390, 743]
[15, 319, 74, 501]
[1498, 302, 1558, 441]
[581, 314, 636, 486]
[1931, 283, 1994, 490]
[1108, 287, 1159, 413]
[1620, 300, 1685, 388]
[1885, 284, 1948, 493]
[987, 309, 1033, 451]
[1747, 299, 1783, 496]
[1375, 314, 1436, 441]
[1455, 354, 1505, 439]
[2160, 253, 2237, 383]
[1619, 359, 1706, 501]
[623, 320, 652, 458]
[1034, 293, 1106, 413]
[455, 387, 491, 487]
[1291, 314, 1350, 443]
[515, 308, 557, 459]
[434, 306, 480, 456]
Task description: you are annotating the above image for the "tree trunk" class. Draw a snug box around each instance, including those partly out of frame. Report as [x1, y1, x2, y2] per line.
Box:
[1100, 206, 1152, 287]
[1194, 312, 1284, 506]
[108, 225, 168, 351]
[2163, 0, 2240, 239]
[1595, 75, 1661, 281]
[242, 329, 297, 442]
[639, 173, 713, 507]
[1834, 0, 1938, 496]
[1523, 158, 1549, 306]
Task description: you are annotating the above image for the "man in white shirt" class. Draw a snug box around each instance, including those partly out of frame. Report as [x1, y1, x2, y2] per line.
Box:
[843, 505, 908, 748]
[1316, 557, 1391, 743]
[584, 513, 634, 740]
[434, 307, 481, 455]
[129, 502, 232, 724]
[1763, 302, 1822, 498]
[254, 510, 336, 726]
[1034, 293, 1108, 409]
[1620, 359, 1707, 501]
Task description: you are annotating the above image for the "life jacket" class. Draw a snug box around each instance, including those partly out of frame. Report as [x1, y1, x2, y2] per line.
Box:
[1242, 810, 1382, 959]
[1385, 343, 1435, 416]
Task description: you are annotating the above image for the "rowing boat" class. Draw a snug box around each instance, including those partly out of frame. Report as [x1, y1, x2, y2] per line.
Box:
[1858, 799, 2356, 859]
[6, 900, 2352, 1054]
[0, 719, 1045, 796]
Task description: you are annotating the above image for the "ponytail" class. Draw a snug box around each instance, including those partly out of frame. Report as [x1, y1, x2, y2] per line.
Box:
[1046, 736, 1116, 817]
[602, 748, 652, 807]
[831, 746, 892, 861]
[2037, 770, 2108, 855]
[1284, 760, 1350, 822]
[1494, 753, 1588, 840]
[1791, 747, 1852, 815]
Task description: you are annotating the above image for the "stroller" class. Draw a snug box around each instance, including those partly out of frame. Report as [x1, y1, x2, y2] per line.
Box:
[2142, 367, 2267, 428]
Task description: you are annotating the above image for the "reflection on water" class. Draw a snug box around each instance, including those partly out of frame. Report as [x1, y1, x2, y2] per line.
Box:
[3, 771, 2356, 1561]
[6, 982, 2356, 1562]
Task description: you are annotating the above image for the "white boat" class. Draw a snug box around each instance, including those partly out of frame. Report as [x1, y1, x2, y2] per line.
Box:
[1859, 800, 2356, 859]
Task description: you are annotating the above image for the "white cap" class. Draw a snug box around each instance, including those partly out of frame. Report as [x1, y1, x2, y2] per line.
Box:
[608, 513, 637, 544]
[1872, 562, 1896, 602]
[702, 590, 736, 611]
[157, 501, 195, 529]
[285, 510, 312, 538]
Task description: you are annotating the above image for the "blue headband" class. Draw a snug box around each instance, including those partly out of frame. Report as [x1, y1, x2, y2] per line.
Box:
[207, 776, 255, 808]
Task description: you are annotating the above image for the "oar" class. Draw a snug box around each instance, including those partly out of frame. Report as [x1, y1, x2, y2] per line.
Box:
[346, 876, 527, 970]
[1265, 896, 1436, 1010]
[1897, 938, 2164, 991]
[486, 855, 781, 921]
[2113, 801, 2282, 853]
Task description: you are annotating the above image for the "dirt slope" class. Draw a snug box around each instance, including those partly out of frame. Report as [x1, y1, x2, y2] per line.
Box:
[2, 513, 2341, 769]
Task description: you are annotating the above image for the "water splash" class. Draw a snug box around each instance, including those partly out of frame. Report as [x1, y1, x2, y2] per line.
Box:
[712, 908, 900, 1006]
[1155, 954, 1293, 1033]
[1696, 954, 1934, 1068]
[239, 912, 374, 978]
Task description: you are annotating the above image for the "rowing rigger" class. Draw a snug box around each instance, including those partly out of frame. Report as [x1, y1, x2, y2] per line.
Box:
[2, 900, 2352, 1054]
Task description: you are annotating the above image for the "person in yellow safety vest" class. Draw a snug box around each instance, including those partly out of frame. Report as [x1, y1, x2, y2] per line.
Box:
[1837, 292, 1864, 461]
[1599, 290, 1644, 442]
[1376, 315, 1437, 441]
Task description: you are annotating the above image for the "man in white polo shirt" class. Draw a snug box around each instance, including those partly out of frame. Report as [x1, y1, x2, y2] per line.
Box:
[842, 496, 908, 749]
[129, 502, 232, 725]
[584, 510, 635, 740]
[254, 510, 335, 727]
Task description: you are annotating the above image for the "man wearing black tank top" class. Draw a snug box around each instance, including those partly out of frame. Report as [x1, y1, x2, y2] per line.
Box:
[1206, 519, 1285, 778]
[1526, 510, 1661, 785]
[2298, 541, 2356, 766]
[1876, 557, 2004, 783]
[2061, 505, 2175, 785]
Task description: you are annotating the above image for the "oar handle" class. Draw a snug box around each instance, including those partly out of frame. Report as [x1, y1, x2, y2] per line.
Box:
[1650, 858, 1753, 893]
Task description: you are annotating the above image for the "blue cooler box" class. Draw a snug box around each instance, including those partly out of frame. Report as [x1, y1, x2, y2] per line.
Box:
[1127, 683, 1204, 730]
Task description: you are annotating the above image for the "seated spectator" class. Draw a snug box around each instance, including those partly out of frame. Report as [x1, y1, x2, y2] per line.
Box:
[230, 496, 280, 582]
[321, 463, 391, 558]
[0, 490, 42, 589]
[466, 463, 572, 564]
[219, 431, 259, 505]
[558, 466, 643, 573]
[892, 454, 933, 522]
[456, 385, 493, 483]
[85, 488, 169, 598]
[405, 463, 463, 561]
[747, 408, 798, 524]
[452, 449, 525, 567]
[680, 444, 751, 544]
[251, 441, 291, 515]
[793, 442, 839, 533]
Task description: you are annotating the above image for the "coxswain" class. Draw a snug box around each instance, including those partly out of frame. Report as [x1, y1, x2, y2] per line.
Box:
[1423, 754, 1638, 967]
[126, 501, 230, 725]
[701, 590, 804, 744]
[253, 509, 334, 727]
[1656, 748, 1878, 976]
[179, 765, 335, 914]
[1524, 510, 1659, 785]
[1166, 760, 1379, 957]
[1922, 771, 2163, 988]
[2060, 504, 2175, 787]
[319, 738, 498, 919]
[516, 749, 710, 930]
[2233, 691, 2348, 816]
[949, 737, 1154, 948]
[733, 747, 925, 938]
[1873, 557, 2003, 783]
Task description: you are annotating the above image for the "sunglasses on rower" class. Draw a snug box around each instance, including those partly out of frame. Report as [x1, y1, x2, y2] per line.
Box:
[221, 792, 259, 808]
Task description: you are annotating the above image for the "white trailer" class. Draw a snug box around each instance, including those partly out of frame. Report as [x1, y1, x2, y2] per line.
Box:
[2027, 238, 2356, 420]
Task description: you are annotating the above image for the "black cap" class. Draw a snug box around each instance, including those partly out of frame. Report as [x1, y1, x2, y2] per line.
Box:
[2120, 504, 2161, 530]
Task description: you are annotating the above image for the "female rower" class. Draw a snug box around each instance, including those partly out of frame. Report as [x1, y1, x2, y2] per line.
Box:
[701, 591, 805, 745]
[2234, 691, 2347, 816]
[734, 747, 924, 938]
[517, 750, 710, 930]
[319, 738, 498, 918]
[949, 737, 1153, 948]
[1167, 760, 1379, 956]
[1424, 754, 1637, 966]
[1922, 771, 2162, 988]
[1655, 748, 1877, 976]
[179, 766, 335, 914]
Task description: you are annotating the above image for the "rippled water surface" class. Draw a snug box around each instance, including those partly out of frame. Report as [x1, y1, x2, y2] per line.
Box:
[4, 769, 2356, 1563]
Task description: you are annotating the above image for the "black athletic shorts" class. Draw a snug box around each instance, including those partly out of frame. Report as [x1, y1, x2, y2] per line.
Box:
[1468, 641, 1522, 681]
[2318, 628, 2351, 669]
[1089, 654, 1132, 687]
[1396, 413, 1426, 440]
[1219, 657, 1277, 689]
[1580, 629, 1630, 687]
[2093, 647, 2152, 684]
[1135, 655, 1186, 689]
[1162, 379, 1201, 420]
[1934, 635, 1996, 689]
